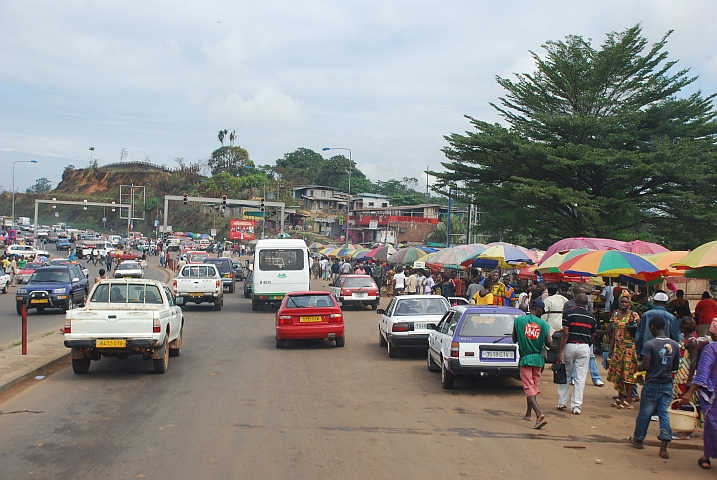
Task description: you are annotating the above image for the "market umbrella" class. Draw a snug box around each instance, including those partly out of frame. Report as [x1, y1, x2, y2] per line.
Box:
[387, 247, 429, 266]
[672, 240, 717, 269]
[365, 245, 397, 261]
[309, 242, 324, 251]
[684, 267, 717, 279]
[424, 247, 473, 267]
[325, 248, 342, 257]
[335, 247, 355, 258]
[465, 243, 533, 269]
[543, 237, 668, 260]
[535, 248, 591, 274]
[559, 250, 660, 277]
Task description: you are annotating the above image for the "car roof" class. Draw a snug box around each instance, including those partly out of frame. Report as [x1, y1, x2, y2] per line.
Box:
[396, 294, 444, 300]
[340, 274, 372, 278]
[452, 305, 524, 315]
[286, 290, 333, 296]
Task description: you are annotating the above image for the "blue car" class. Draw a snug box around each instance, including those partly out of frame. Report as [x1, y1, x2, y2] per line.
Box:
[15, 265, 89, 315]
[56, 238, 72, 250]
[427, 305, 523, 389]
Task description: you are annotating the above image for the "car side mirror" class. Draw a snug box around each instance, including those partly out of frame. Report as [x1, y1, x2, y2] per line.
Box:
[72, 278, 79, 283]
[376, 309, 385, 315]
[175, 296, 184, 305]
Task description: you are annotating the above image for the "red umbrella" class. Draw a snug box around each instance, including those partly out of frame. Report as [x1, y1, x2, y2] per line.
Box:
[543, 237, 668, 261]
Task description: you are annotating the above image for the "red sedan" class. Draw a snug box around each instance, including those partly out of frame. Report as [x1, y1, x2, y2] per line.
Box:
[275, 291, 345, 348]
[109, 250, 141, 261]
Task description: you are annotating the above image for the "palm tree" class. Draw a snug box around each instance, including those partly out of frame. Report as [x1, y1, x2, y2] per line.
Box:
[229, 130, 236, 146]
[218, 129, 228, 146]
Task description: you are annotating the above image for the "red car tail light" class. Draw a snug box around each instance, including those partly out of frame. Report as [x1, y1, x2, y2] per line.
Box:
[278, 315, 292, 325]
[392, 322, 409, 332]
[216, 280, 221, 288]
[340, 289, 349, 296]
[450, 341, 460, 358]
[153, 318, 161, 333]
[63, 319, 71, 334]
[328, 313, 343, 323]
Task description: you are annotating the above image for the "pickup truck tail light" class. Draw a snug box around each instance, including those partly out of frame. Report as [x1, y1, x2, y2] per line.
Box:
[216, 280, 221, 289]
[172, 279, 177, 291]
[63, 318, 71, 334]
[450, 341, 460, 358]
[328, 313, 343, 323]
[278, 315, 292, 325]
[153, 318, 161, 333]
[392, 322, 409, 332]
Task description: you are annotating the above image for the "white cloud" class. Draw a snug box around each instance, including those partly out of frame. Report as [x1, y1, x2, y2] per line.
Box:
[210, 87, 304, 126]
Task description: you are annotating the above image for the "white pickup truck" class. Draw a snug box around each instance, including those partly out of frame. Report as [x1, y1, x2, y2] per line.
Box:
[63, 279, 184, 374]
[172, 263, 224, 311]
[0, 272, 10, 293]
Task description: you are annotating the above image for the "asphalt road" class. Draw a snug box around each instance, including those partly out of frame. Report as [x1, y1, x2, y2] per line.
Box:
[0, 272, 704, 479]
[0, 255, 166, 350]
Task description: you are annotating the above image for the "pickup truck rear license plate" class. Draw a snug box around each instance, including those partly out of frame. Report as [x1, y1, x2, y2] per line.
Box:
[300, 316, 322, 323]
[481, 350, 515, 359]
[189, 293, 203, 297]
[30, 299, 49, 304]
[96, 339, 126, 348]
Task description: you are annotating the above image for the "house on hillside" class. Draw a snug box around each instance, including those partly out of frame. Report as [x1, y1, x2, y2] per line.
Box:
[293, 185, 349, 213]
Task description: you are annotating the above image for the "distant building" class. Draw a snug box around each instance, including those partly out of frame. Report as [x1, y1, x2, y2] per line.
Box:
[293, 185, 349, 213]
[348, 204, 442, 244]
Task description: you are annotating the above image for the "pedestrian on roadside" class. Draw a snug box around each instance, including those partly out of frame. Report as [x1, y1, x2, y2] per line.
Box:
[423, 271, 434, 294]
[636, 292, 681, 354]
[607, 290, 641, 408]
[557, 293, 596, 415]
[513, 300, 552, 429]
[95, 268, 107, 284]
[694, 292, 717, 338]
[105, 253, 113, 273]
[393, 266, 406, 296]
[9, 255, 17, 285]
[563, 286, 605, 387]
[405, 268, 417, 295]
[628, 316, 680, 459]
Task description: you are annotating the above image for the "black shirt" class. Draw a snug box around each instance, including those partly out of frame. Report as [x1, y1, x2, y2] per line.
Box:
[562, 306, 597, 345]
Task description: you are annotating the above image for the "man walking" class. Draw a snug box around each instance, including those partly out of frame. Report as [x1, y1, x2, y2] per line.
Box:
[557, 293, 596, 414]
[563, 286, 604, 387]
[513, 300, 552, 429]
[628, 316, 680, 458]
[635, 292, 681, 354]
[105, 252, 113, 273]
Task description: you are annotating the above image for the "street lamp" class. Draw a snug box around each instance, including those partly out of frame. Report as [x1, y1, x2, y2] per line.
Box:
[322, 147, 352, 247]
[12, 160, 38, 227]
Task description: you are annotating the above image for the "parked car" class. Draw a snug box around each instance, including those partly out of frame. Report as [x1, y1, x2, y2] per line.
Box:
[244, 270, 253, 298]
[63, 278, 184, 374]
[275, 291, 345, 348]
[56, 238, 72, 250]
[114, 261, 144, 279]
[15, 261, 45, 285]
[377, 295, 450, 358]
[203, 257, 236, 293]
[329, 275, 380, 310]
[427, 305, 522, 389]
[15, 265, 89, 315]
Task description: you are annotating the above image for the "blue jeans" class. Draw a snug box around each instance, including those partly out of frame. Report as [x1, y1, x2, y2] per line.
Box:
[633, 382, 673, 442]
[572, 345, 602, 383]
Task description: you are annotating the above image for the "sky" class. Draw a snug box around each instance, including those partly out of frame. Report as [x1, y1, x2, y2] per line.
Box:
[1, 0, 716, 193]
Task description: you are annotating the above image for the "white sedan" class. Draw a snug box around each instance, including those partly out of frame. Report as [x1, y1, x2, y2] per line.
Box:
[114, 261, 144, 279]
[6, 244, 50, 258]
[377, 295, 450, 358]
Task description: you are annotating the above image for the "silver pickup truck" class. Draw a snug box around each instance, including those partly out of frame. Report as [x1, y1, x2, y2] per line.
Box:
[172, 264, 224, 311]
[63, 278, 184, 374]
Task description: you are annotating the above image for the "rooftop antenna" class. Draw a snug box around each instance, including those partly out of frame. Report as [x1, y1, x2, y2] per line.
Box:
[120, 148, 128, 163]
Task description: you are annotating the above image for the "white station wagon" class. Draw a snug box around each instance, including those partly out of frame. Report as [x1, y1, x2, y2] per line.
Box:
[377, 294, 450, 358]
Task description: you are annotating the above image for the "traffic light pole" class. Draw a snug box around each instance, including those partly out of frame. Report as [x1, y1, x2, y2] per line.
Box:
[163, 195, 285, 236]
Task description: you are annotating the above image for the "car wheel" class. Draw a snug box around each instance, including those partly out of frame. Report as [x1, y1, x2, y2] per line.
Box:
[387, 339, 398, 358]
[169, 328, 183, 357]
[214, 299, 222, 311]
[427, 348, 440, 372]
[378, 329, 387, 347]
[251, 299, 258, 311]
[72, 356, 91, 374]
[441, 358, 455, 389]
[16, 302, 24, 316]
[276, 337, 286, 348]
[229, 283, 235, 294]
[1, 281, 8, 294]
[63, 297, 73, 312]
[153, 338, 169, 374]
[371, 302, 378, 310]
[335, 336, 345, 347]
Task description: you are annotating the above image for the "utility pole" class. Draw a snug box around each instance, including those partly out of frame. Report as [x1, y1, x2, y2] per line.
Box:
[446, 187, 452, 248]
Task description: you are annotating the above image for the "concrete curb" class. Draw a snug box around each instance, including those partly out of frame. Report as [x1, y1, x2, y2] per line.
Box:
[0, 350, 69, 397]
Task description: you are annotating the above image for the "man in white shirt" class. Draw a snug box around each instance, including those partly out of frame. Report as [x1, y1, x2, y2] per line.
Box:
[393, 266, 406, 295]
[405, 269, 418, 294]
[342, 261, 351, 274]
[542, 284, 568, 333]
[423, 272, 435, 294]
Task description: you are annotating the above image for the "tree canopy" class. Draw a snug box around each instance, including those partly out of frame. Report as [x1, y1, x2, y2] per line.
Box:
[431, 25, 717, 249]
[26, 177, 53, 194]
[208, 146, 255, 177]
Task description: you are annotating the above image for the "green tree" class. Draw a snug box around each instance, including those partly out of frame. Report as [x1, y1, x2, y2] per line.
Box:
[315, 155, 370, 191]
[274, 148, 324, 183]
[432, 25, 717, 250]
[373, 178, 426, 206]
[208, 146, 255, 177]
[26, 177, 53, 194]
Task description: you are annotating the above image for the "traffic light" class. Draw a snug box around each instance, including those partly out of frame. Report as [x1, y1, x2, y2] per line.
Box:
[222, 195, 227, 212]
[183, 193, 188, 205]
[260, 197, 265, 212]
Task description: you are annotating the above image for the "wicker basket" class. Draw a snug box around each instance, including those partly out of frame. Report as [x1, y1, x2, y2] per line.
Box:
[669, 400, 698, 432]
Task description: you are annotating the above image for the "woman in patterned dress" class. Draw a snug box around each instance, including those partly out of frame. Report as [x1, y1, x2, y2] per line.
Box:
[673, 316, 702, 438]
[607, 290, 640, 408]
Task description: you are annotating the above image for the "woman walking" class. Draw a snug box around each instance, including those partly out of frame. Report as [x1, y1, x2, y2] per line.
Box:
[673, 316, 701, 439]
[607, 290, 640, 408]
[682, 319, 717, 469]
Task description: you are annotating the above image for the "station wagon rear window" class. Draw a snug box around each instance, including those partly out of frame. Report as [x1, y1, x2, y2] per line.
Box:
[458, 314, 517, 337]
[258, 249, 305, 271]
[343, 277, 376, 288]
[393, 298, 448, 316]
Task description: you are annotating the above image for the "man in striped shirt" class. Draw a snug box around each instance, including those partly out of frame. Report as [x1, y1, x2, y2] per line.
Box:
[557, 293, 596, 415]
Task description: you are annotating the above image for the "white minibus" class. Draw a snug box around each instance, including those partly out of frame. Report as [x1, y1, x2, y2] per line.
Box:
[251, 239, 310, 311]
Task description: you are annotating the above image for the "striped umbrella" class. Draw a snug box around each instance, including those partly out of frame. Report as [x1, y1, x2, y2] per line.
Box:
[387, 247, 429, 266]
[365, 245, 397, 260]
[465, 243, 533, 268]
[535, 248, 591, 274]
[424, 247, 473, 267]
[309, 242, 325, 251]
[672, 240, 717, 269]
[559, 250, 660, 277]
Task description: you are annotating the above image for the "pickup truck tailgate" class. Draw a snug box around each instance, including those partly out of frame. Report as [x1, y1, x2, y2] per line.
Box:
[176, 278, 219, 292]
[68, 310, 156, 338]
